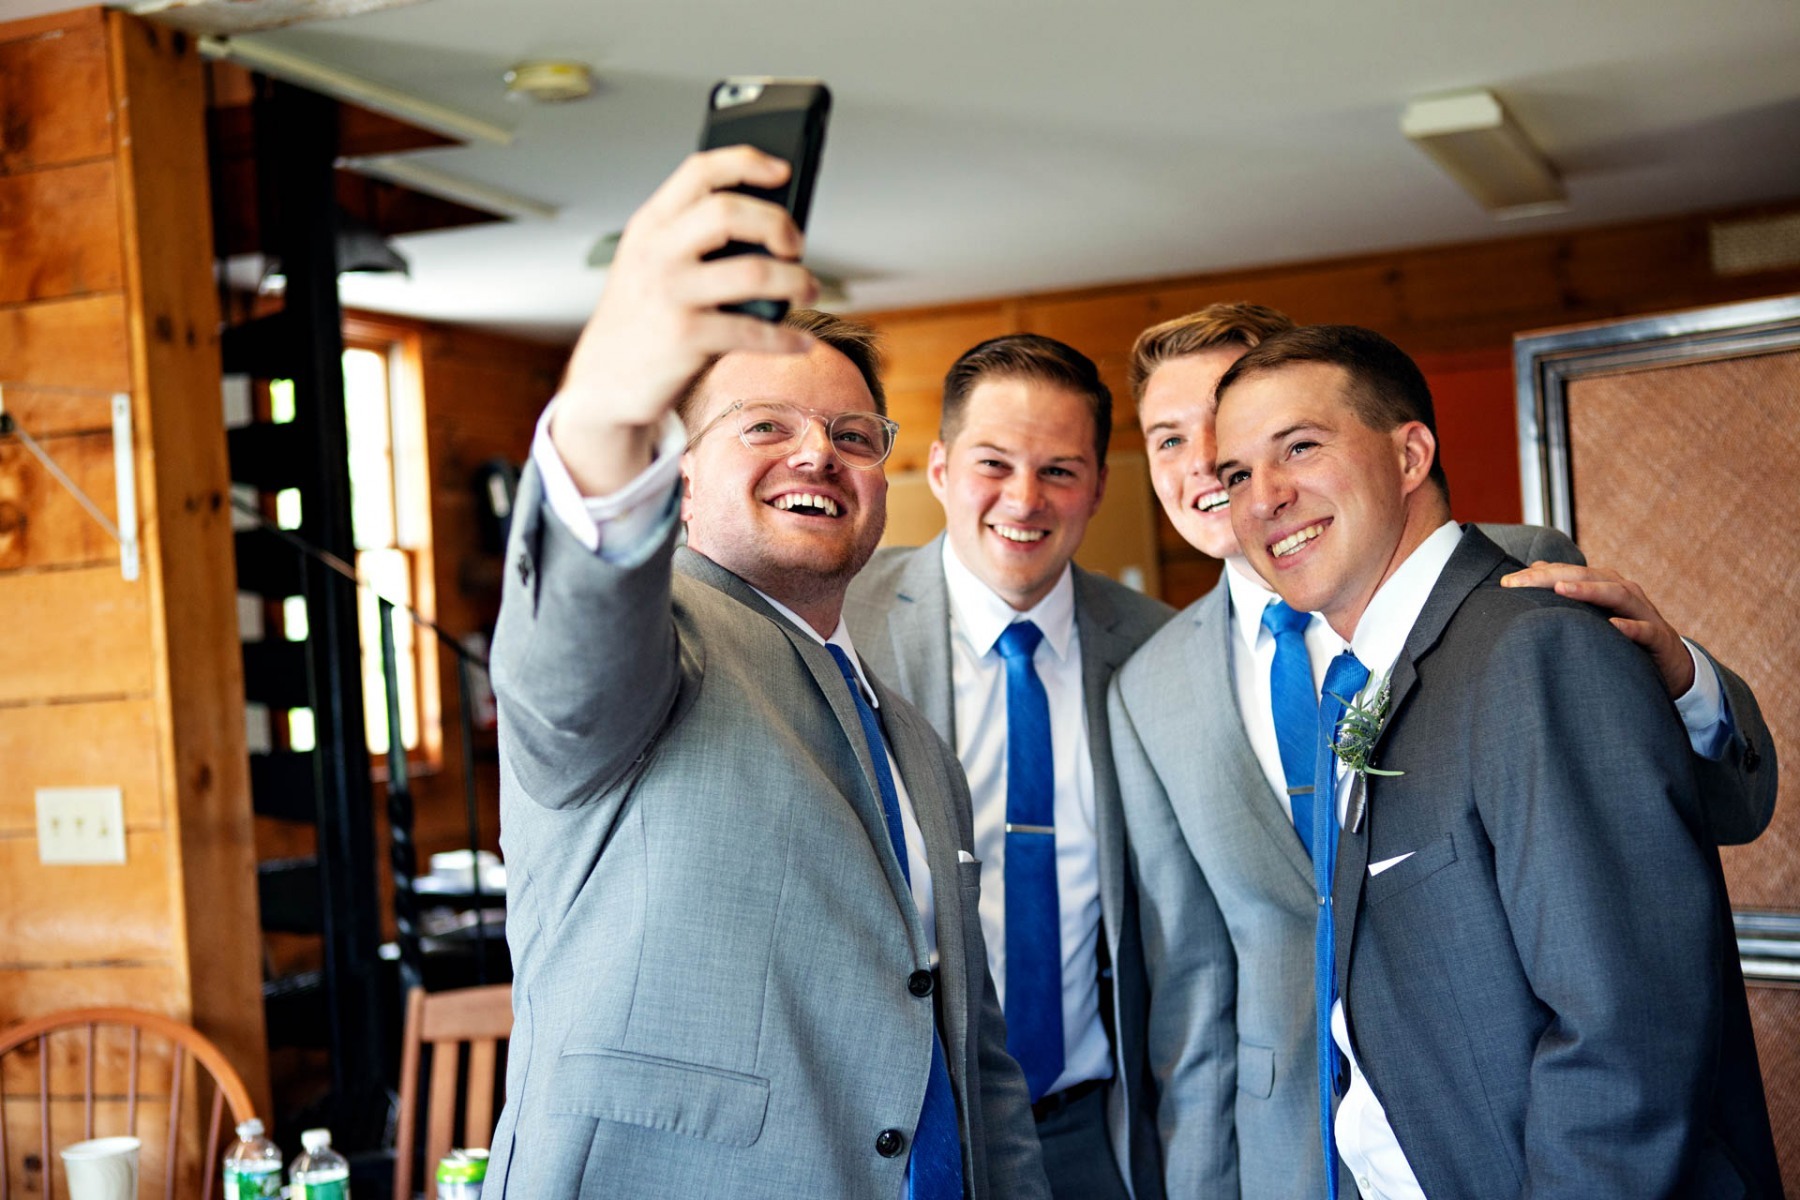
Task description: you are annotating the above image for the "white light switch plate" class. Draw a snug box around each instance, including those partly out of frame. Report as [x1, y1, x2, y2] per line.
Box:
[36, 787, 128, 865]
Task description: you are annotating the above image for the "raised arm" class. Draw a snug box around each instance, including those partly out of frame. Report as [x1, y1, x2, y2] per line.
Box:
[1502, 560, 1777, 842]
[492, 148, 820, 810]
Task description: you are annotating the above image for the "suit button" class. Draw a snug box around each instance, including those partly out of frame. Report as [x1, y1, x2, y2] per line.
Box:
[515, 552, 532, 586]
[1745, 742, 1762, 772]
[908, 970, 934, 997]
[876, 1128, 906, 1157]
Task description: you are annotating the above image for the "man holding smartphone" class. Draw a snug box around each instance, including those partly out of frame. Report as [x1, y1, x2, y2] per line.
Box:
[483, 146, 1048, 1199]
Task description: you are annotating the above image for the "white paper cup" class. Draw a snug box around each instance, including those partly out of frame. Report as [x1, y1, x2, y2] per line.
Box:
[60, 1136, 140, 1200]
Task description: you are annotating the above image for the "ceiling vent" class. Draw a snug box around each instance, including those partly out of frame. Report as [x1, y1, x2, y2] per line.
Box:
[1709, 212, 1800, 277]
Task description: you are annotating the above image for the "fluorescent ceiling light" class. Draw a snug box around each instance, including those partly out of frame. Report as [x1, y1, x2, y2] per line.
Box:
[1401, 89, 1566, 219]
[199, 34, 513, 146]
[345, 156, 559, 221]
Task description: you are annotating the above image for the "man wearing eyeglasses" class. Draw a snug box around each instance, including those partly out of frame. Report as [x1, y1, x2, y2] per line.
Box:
[484, 147, 1049, 1199]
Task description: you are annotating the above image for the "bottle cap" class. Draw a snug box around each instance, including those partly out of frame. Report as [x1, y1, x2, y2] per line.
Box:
[235, 1118, 265, 1140]
[300, 1128, 331, 1152]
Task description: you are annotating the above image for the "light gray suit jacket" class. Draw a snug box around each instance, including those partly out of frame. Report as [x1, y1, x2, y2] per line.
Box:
[843, 537, 1175, 1200]
[1107, 523, 1777, 1199]
[484, 471, 1050, 1199]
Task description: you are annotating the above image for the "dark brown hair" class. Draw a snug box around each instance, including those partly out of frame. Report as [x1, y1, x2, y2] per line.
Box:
[940, 333, 1112, 465]
[1215, 324, 1451, 500]
[675, 309, 887, 428]
[1126, 302, 1295, 402]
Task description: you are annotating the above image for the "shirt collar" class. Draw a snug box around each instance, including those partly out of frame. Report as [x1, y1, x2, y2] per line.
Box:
[1331, 520, 1464, 682]
[750, 585, 880, 708]
[1222, 554, 1283, 654]
[940, 537, 1077, 662]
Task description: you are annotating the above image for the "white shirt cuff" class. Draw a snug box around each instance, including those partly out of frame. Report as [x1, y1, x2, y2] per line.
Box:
[530, 401, 684, 563]
[1673, 637, 1732, 761]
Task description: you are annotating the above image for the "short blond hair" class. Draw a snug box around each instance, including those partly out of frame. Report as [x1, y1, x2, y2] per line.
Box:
[1126, 302, 1295, 401]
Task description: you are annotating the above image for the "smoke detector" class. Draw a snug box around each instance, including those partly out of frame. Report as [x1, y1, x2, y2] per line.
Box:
[505, 61, 595, 103]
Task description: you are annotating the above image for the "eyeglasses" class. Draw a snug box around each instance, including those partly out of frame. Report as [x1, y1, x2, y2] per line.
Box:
[686, 400, 900, 470]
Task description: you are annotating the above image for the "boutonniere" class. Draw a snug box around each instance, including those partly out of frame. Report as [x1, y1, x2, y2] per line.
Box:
[1331, 672, 1404, 781]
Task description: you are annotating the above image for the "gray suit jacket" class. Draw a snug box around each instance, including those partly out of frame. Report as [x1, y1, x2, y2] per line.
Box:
[1107, 523, 1777, 1199]
[484, 471, 1050, 1199]
[1331, 526, 1781, 1198]
[844, 536, 1175, 1200]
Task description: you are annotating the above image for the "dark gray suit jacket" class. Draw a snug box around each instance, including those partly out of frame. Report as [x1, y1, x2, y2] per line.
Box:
[1108, 522, 1778, 1200]
[485, 471, 1049, 1199]
[844, 536, 1174, 1200]
[1332, 526, 1782, 1198]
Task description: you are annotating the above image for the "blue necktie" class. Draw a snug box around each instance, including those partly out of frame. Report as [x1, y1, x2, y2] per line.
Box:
[1263, 599, 1320, 858]
[994, 621, 1064, 1103]
[1313, 650, 1369, 1200]
[825, 645, 962, 1200]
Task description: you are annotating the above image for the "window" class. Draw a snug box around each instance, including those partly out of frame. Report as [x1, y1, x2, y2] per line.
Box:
[342, 325, 437, 763]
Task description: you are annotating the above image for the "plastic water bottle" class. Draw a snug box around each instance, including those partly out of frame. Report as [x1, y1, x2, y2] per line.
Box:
[222, 1118, 283, 1199]
[436, 1148, 488, 1198]
[288, 1128, 351, 1199]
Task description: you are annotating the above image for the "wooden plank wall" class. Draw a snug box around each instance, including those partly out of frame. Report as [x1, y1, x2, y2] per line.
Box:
[0, 7, 268, 1114]
[857, 200, 1800, 607]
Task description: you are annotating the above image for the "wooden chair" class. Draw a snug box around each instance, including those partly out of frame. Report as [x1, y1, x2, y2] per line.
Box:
[0, 1007, 256, 1200]
[394, 985, 512, 1200]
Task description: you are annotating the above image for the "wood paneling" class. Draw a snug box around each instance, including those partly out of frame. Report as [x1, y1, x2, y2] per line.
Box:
[0, 161, 123, 306]
[0, 294, 132, 392]
[0, 432, 121, 570]
[0, 565, 154, 703]
[110, 9, 267, 1109]
[0, 830, 179, 963]
[0, 385, 115, 437]
[0, 699, 163, 833]
[0, 10, 112, 173]
[0, 964, 182, 1021]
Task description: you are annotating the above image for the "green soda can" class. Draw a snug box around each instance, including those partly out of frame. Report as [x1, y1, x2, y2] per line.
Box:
[436, 1148, 488, 1199]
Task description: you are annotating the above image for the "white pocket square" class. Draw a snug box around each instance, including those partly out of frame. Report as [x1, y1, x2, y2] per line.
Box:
[957, 850, 978, 864]
[1369, 852, 1415, 877]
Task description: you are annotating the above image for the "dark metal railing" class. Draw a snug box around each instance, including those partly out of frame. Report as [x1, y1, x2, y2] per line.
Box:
[234, 497, 496, 991]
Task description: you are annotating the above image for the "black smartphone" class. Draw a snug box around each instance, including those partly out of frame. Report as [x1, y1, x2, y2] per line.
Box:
[698, 77, 832, 322]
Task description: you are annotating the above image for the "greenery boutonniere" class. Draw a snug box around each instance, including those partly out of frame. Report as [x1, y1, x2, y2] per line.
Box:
[1331, 672, 1404, 779]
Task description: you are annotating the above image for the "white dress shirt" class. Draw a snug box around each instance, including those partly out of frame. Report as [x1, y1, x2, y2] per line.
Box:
[941, 540, 1112, 1094]
[528, 404, 937, 957]
[1224, 558, 1337, 822]
[1323, 519, 1464, 1200]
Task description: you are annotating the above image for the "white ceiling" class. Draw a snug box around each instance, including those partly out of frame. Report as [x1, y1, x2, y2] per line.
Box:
[10, 0, 1800, 341]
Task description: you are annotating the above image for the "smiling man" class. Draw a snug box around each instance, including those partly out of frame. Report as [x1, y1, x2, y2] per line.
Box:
[846, 335, 1173, 1199]
[1209, 324, 1779, 1199]
[484, 148, 1047, 1199]
[1109, 303, 1779, 1200]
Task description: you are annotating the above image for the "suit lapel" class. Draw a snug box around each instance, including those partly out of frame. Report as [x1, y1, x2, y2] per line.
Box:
[1073, 568, 1136, 960]
[1333, 527, 1508, 998]
[674, 549, 927, 949]
[886, 538, 958, 743]
[1187, 581, 1316, 890]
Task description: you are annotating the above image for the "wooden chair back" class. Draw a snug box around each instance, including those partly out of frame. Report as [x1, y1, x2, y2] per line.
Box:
[0, 1007, 256, 1200]
[393, 985, 512, 1200]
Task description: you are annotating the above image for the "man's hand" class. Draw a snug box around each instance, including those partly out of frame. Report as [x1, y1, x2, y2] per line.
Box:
[551, 147, 820, 495]
[1501, 562, 1696, 697]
